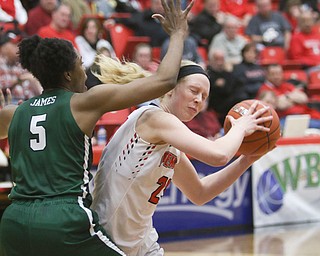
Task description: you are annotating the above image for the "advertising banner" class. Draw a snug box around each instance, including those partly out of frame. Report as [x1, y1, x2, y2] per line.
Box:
[153, 159, 253, 239]
[252, 145, 320, 227]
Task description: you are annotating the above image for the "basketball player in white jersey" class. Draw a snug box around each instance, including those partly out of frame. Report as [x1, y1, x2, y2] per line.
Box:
[92, 60, 274, 256]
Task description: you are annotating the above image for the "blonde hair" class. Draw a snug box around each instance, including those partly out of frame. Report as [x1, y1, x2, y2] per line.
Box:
[94, 57, 200, 85]
[93, 55, 152, 84]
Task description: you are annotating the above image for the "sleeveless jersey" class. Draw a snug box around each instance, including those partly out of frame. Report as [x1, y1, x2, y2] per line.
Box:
[8, 89, 93, 201]
[92, 105, 180, 256]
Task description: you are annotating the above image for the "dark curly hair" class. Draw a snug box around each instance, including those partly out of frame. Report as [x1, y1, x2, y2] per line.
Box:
[18, 35, 78, 89]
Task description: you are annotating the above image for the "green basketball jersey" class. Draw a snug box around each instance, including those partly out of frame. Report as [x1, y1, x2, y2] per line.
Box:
[8, 89, 93, 200]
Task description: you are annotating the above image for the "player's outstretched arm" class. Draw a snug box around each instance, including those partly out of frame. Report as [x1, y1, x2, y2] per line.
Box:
[77, 0, 194, 117]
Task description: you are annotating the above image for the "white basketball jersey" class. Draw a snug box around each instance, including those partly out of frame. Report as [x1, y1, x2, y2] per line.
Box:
[92, 105, 180, 256]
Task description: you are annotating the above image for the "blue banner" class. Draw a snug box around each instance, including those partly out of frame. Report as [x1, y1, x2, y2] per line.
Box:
[153, 159, 253, 240]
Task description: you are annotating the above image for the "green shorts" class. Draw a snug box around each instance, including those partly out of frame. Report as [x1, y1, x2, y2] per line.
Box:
[0, 196, 125, 256]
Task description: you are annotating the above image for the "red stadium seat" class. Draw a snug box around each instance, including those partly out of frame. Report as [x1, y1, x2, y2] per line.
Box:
[108, 24, 150, 60]
[259, 46, 286, 65]
[283, 69, 308, 84]
[152, 47, 161, 62]
[96, 108, 132, 142]
[259, 46, 302, 69]
[308, 70, 320, 93]
[197, 46, 208, 64]
[97, 108, 131, 126]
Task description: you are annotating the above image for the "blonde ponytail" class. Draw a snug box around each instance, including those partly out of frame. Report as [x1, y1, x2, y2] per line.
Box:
[93, 55, 152, 84]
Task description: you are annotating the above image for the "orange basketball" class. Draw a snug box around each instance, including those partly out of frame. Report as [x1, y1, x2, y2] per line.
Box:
[223, 100, 281, 156]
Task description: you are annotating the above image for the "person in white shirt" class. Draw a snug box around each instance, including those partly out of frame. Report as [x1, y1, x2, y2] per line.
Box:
[92, 59, 274, 256]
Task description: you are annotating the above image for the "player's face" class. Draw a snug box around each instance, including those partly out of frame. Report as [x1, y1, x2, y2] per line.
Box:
[70, 55, 87, 93]
[170, 74, 210, 122]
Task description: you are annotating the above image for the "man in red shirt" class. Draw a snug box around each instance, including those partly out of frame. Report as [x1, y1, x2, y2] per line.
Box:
[25, 0, 58, 36]
[257, 64, 320, 128]
[38, 3, 78, 49]
[220, 0, 253, 26]
[288, 10, 320, 69]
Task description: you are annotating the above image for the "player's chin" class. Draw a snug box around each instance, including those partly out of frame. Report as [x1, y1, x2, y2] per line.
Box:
[182, 113, 197, 122]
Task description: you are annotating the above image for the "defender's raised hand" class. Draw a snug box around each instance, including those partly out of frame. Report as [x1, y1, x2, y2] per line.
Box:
[152, 0, 194, 37]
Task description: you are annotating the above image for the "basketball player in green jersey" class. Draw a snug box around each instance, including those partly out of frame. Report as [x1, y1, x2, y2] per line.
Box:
[0, 0, 194, 255]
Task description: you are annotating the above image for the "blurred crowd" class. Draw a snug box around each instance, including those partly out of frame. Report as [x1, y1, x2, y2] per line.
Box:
[1, 0, 320, 140]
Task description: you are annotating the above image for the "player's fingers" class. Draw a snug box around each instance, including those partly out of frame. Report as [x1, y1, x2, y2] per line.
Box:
[247, 100, 259, 114]
[165, 0, 174, 13]
[256, 124, 271, 132]
[253, 105, 270, 118]
[175, 0, 182, 11]
[183, 0, 195, 16]
[161, 0, 170, 13]
[256, 115, 273, 124]
[226, 115, 235, 124]
[0, 90, 4, 108]
[6, 88, 12, 105]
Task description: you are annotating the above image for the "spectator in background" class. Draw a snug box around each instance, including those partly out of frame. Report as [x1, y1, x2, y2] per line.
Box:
[0, 29, 42, 103]
[133, 43, 159, 73]
[113, 0, 142, 13]
[281, 0, 303, 31]
[25, 0, 58, 36]
[87, 0, 114, 18]
[76, 16, 116, 69]
[245, 0, 292, 50]
[161, 32, 206, 69]
[38, 3, 78, 49]
[257, 90, 277, 108]
[188, 0, 223, 49]
[257, 64, 320, 128]
[207, 49, 246, 126]
[85, 42, 115, 89]
[220, 0, 253, 27]
[0, 0, 27, 25]
[288, 10, 320, 72]
[131, 43, 160, 107]
[233, 42, 265, 99]
[20, 0, 38, 11]
[92, 0, 141, 19]
[61, 0, 92, 32]
[112, 0, 169, 47]
[279, 0, 319, 14]
[209, 14, 247, 71]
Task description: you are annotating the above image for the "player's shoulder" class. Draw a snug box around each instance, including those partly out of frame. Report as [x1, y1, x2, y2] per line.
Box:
[138, 108, 180, 130]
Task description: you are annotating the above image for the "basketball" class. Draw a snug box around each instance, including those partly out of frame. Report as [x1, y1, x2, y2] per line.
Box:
[223, 99, 281, 156]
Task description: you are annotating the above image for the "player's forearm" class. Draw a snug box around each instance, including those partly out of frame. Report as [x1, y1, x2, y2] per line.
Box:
[156, 31, 186, 88]
[197, 155, 255, 205]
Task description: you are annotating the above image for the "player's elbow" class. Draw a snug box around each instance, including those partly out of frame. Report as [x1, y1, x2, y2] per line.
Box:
[190, 195, 214, 206]
[209, 152, 230, 167]
[193, 199, 207, 206]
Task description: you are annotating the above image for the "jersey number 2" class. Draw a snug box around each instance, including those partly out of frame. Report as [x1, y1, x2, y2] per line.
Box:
[30, 114, 47, 151]
[148, 176, 171, 205]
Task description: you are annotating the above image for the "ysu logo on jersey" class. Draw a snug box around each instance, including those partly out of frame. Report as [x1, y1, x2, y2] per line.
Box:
[159, 151, 177, 169]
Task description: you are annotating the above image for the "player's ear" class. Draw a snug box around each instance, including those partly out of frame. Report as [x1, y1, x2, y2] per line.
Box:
[64, 71, 72, 82]
[167, 89, 174, 97]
